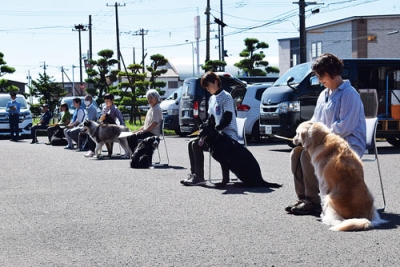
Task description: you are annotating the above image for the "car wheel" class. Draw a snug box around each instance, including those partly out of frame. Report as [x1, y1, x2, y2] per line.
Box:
[251, 121, 261, 143]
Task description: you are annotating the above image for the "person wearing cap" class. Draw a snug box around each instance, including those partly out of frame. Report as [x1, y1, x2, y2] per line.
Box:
[30, 103, 52, 144]
[6, 92, 21, 142]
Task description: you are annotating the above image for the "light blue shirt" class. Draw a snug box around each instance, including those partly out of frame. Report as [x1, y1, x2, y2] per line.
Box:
[6, 100, 21, 115]
[311, 80, 366, 157]
[86, 103, 98, 121]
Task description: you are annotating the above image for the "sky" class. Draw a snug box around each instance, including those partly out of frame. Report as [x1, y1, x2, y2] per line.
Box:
[1, 0, 399, 85]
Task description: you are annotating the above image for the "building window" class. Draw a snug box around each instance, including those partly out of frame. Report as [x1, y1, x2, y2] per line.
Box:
[168, 81, 178, 88]
[311, 41, 322, 58]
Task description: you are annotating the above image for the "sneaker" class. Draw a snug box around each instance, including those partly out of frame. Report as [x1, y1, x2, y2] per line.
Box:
[45, 142, 52, 145]
[285, 199, 303, 213]
[30, 140, 38, 144]
[290, 200, 322, 216]
[84, 151, 95, 158]
[64, 145, 73, 149]
[180, 173, 206, 186]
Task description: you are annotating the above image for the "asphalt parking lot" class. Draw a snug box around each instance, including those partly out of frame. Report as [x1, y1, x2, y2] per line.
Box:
[1, 135, 400, 266]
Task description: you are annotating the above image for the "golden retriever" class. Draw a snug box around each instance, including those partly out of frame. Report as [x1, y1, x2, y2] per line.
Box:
[293, 121, 386, 231]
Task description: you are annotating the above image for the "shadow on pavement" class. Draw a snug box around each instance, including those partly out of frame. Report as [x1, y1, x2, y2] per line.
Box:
[201, 183, 278, 195]
[376, 212, 400, 230]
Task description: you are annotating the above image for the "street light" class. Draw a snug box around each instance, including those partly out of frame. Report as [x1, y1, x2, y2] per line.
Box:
[73, 24, 87, 85]
[186, 40, 195, 77]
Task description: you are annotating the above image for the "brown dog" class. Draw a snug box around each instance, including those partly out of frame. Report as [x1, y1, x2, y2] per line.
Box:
[293, 121, 386, 231]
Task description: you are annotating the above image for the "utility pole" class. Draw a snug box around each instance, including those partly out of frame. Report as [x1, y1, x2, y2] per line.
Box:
[88, 15, 93, 60]
[60, 66, 66, 89]
[220, 0, 225, 69]
[133, 29, 148, 73]
[205, 0, 210, 62]
[40, 61, 48, 74]
[194, 15, 201, 76]
[293, 0, 318, 63]
[107, 2, 125, 71]
[26, 71, 32, 104]
[73, 24, 87, 84]
[186, 40, 195, 77]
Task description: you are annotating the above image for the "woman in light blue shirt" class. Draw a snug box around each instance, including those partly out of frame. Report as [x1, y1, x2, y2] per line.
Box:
[286, 53, 366, 216]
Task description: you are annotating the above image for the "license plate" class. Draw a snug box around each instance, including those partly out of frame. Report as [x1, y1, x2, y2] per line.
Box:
[265, 125, 272, 134]
[184, 111, 189, 118]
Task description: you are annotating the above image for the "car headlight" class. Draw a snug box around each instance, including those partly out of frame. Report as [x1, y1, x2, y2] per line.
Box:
[278, 101, 300, 114]
[167, 109, 179, 115]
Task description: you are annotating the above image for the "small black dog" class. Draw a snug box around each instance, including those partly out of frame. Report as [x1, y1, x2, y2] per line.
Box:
[130, 136, 160, 168]
[198, 115, 282, 189]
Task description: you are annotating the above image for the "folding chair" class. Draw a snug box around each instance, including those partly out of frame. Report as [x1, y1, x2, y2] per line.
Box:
[363, 117, 386, 212]
[153, 119, 169, 167]
[236, 117, 247, 146]
[208, 117, 247, 184]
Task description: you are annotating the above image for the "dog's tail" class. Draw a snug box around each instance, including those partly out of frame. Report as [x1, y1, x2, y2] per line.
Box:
[329, 218, 373, 231]
[329, 210, 387, 231]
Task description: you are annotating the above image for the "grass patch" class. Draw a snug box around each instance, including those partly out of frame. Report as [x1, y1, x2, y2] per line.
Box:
[34, 117, 177, 136]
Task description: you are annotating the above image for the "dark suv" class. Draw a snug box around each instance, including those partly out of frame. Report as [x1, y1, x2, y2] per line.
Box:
[179, 72, 247, 135]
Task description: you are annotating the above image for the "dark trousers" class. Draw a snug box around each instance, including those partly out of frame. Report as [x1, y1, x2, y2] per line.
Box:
[31, 125, 48, 141]
[9, 114, 19, 140]
[188, 137, 205, 179]
[127, 132, 155, 153]
[87, 136, 96, 151]
[47, 125, 64, 141]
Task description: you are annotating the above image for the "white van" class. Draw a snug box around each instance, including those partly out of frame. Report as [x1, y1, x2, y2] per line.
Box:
[160, 86, 182, 135]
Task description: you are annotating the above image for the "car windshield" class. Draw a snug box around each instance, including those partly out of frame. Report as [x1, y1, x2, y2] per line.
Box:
[273, 62, 312, 87]
[0, 95, 29, 109]
[166, 87, 182, 100]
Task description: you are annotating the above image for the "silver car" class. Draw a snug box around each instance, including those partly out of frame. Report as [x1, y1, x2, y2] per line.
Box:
[233, 83, 272, 142]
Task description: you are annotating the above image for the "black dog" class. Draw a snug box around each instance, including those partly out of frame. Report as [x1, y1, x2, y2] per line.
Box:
[198, 115, 282, 189]
[130, 136, 160, 168]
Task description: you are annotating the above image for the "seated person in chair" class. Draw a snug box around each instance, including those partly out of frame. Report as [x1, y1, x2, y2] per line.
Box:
[65, 95, 98, 150]
[46, 103, 71, 144]
[126, 89, 163, 153]
[63, 97, 86, 149]
[180, 71, 238, 186]
[30, 104, 52, 144]
[84, 93, 125, 157]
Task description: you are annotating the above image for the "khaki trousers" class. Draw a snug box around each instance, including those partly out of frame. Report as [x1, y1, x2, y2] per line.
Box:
[290, 146, 320, 204]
